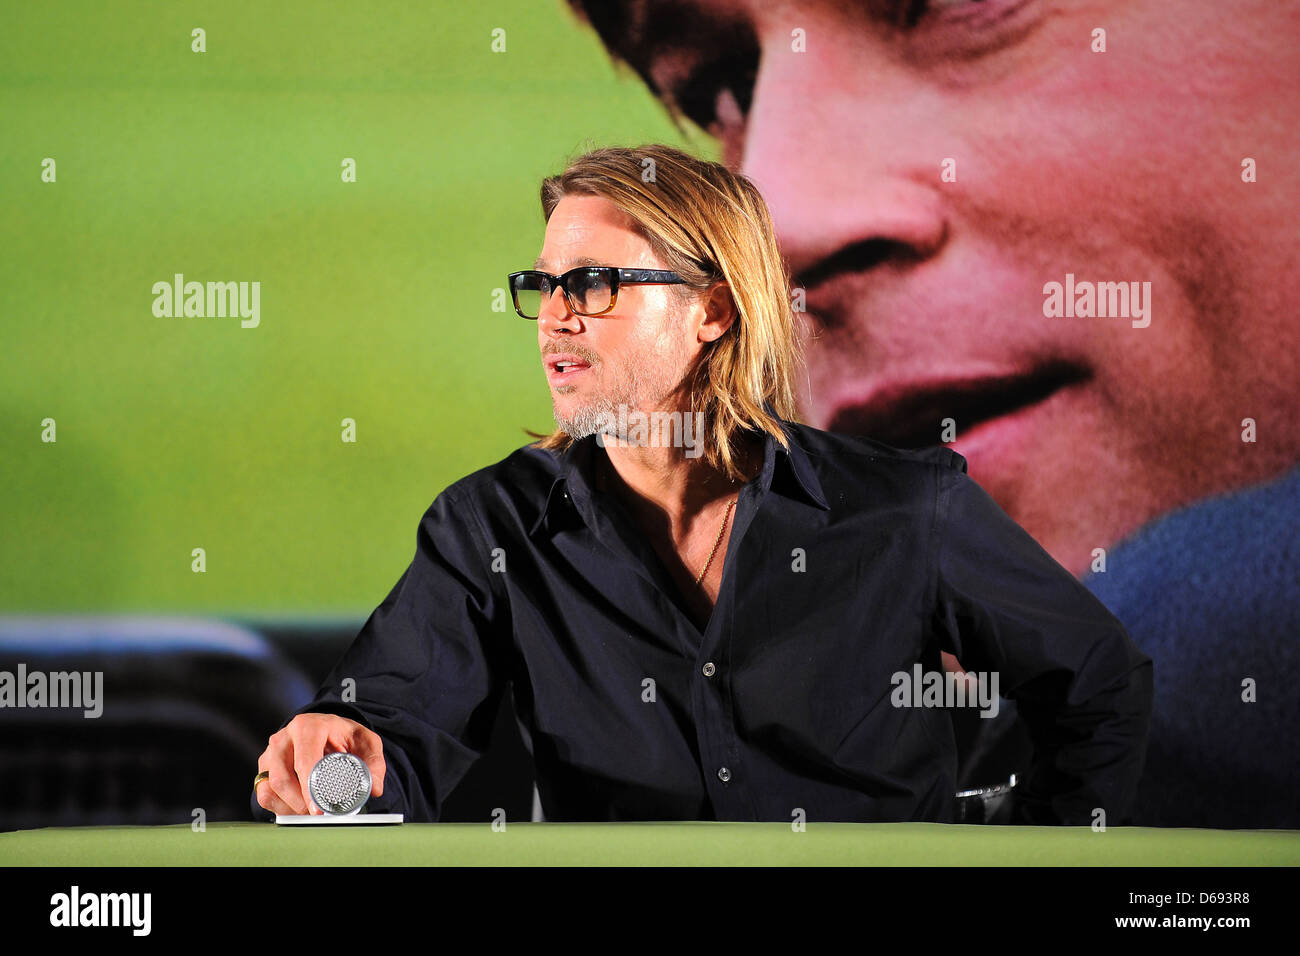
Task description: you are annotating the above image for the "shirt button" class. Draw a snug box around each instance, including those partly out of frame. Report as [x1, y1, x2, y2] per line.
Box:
[702, 662, 716, 677]
[717, 767, 731, 783]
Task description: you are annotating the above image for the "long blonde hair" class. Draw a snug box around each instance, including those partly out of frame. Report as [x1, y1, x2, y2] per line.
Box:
[528, 143, 805, 481]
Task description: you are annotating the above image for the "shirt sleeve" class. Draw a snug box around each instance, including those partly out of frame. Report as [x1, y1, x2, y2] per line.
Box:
[929, 464, 1153, 826]
[250, 486, 512, 822]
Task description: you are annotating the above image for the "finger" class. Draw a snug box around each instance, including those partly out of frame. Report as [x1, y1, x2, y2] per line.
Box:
[256, 781, 299, 817]
[265, 735, 310, 815]
[291, 722, 331, 814]
[256, 755, 301, 816]
[334, 724, 386, 796]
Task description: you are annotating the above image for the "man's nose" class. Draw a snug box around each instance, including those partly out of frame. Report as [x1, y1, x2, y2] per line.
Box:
[536, 284, 579, 335]
[737, 21, 949, 291]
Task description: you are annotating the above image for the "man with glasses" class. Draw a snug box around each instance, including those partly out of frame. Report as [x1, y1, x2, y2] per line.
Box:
[253, 144, 1151, 826]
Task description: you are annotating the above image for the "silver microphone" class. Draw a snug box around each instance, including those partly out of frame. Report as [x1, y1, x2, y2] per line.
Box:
[273, 750, 403, 825]
[308, 752, 371, 815]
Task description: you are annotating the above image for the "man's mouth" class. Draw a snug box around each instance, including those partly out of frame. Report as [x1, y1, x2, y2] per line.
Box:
[545, 354, 593, 384]
[826, 360, 1090, 448]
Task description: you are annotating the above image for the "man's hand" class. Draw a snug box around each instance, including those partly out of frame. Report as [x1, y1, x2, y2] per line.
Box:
[255, 713, 386, 816]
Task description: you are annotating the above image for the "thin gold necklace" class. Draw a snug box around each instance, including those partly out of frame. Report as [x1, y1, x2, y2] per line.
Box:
[598, 453, 740, 589]
[694, 496, 736, 588]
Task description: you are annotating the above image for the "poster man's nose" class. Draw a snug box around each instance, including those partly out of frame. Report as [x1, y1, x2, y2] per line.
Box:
[736, 24, 950, 288]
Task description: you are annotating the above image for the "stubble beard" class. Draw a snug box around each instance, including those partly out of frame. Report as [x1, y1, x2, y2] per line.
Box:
[553, 330, 692, 443]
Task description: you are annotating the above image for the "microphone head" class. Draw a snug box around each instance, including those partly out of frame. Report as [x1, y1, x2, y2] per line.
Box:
[308, 752, 371, 815]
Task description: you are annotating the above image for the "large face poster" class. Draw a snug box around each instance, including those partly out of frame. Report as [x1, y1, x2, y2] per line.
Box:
[562, 1, 1300, 827]
[2, 0, 1295, 837]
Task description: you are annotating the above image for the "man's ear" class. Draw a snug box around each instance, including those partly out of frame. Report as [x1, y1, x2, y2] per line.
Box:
[697, 282, 737, 344]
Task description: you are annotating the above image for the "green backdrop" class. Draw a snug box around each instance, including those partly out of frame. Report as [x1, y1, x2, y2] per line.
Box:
[0, 1, 714, 613]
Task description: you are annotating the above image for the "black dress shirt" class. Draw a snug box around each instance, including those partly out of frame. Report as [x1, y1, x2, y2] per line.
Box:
[253, 415, 1152, 825]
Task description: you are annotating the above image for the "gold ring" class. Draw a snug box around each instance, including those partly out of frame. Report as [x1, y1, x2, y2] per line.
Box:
[253, 770, 270, 791]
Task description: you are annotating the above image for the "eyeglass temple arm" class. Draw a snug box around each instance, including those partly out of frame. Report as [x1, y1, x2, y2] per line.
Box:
[616, 269, 686, 284]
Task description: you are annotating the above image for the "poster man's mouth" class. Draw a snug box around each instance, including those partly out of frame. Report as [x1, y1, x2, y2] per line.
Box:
[827, 360, 1090, 448]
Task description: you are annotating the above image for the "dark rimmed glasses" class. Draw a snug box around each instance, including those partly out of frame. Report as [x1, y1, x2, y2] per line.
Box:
[507, 267, 686, 319]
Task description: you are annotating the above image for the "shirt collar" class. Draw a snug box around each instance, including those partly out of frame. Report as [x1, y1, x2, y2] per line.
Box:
[528, 409, 829, 538]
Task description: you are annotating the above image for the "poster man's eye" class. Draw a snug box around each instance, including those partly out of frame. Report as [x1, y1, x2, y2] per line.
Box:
[671, 49, 758, 133]
[895, 0, 990, 27]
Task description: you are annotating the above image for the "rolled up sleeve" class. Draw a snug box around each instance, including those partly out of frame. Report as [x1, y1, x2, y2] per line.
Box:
[251, 487, 511, 822]
[929, 465, 1153, 825]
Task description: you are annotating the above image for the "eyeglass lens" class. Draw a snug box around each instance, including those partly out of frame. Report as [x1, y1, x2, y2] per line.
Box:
[515, 269, 613, 318]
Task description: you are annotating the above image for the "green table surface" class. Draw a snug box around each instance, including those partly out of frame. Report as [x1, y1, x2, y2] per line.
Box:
[2, 822, 1297, 866]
